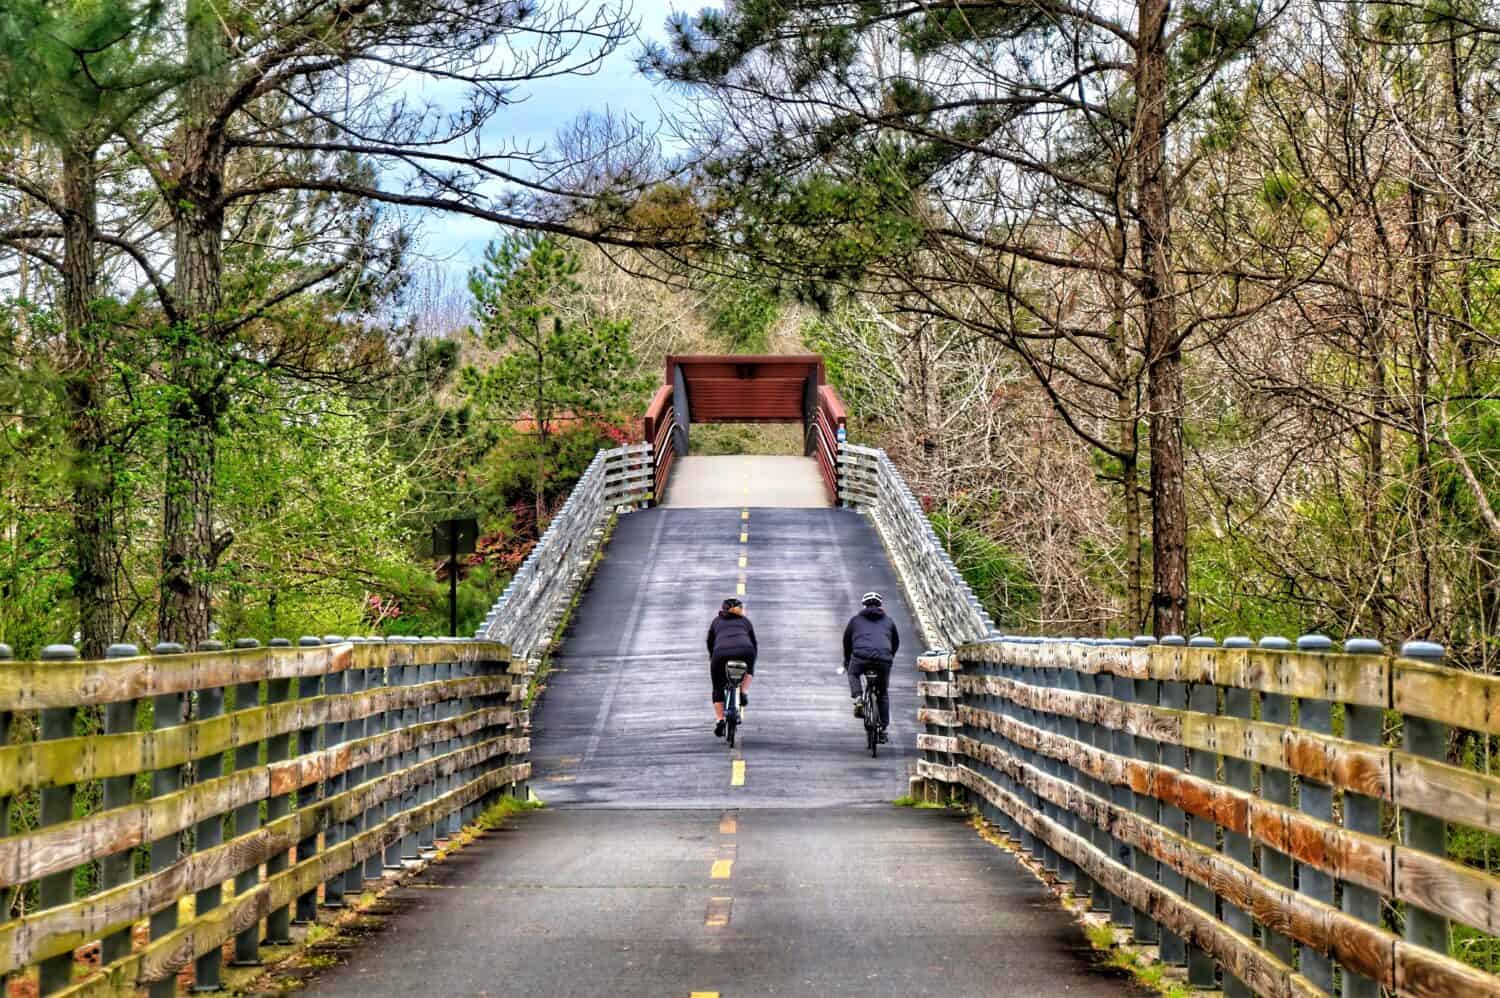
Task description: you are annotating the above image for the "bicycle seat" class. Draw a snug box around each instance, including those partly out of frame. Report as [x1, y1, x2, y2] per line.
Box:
[725, 660, 749, 681]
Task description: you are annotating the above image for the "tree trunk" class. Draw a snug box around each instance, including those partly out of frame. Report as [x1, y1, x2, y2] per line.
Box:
[60, 146, 117, 659]
[159, 0, 228, 647]
[158, 385, 218, 647]
[1110, 226, 1144, 632]
[1135, 0, 1188, 636]
[1121, 435, 1144, 631]
[1364, 325, 1385, 638]
[1410, 183, 1436, 633]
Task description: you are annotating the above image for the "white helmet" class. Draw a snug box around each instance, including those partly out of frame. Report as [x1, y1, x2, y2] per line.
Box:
[861, 591, 884, 607]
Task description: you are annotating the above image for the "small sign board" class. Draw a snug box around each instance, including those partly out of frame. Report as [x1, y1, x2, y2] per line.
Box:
[425, 516, 478, 559]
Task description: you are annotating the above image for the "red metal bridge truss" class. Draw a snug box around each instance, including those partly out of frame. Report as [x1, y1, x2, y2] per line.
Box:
[641, 355, 849, 503]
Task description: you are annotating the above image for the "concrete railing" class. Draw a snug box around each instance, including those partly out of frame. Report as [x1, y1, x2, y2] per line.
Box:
[916, 634, 1500, 998]
[0, 637, 528, 997]
[478, 442, 652, 661]
[837, 443, 993, 649]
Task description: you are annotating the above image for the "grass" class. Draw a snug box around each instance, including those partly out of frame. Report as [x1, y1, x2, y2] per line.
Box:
[475, 795, 545, 831]
[690, 423, 804, 455]
[892, 795, 947, 809]
[1085, 923, 1194, 998]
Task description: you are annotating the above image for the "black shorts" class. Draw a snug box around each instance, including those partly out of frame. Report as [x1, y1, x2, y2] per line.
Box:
[710, 653, 756, 703]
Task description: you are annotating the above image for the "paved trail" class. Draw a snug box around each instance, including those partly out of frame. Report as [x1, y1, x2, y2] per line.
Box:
[308, 503, 1139, 997]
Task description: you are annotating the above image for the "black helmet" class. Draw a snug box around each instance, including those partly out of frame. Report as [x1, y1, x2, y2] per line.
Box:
[861, 591, 884, 607]
[722, 597, 743, 610]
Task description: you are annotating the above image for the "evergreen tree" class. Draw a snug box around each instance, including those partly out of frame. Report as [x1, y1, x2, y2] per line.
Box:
[0, 0, 174, 655]
[468, 233, 648, 525]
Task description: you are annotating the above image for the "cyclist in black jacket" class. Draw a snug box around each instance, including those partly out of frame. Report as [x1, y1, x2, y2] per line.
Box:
[843, 591, 899, 738]
[707, 597, 757, 737]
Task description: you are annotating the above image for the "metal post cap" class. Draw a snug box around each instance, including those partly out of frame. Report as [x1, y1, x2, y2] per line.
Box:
[1258, 636, 1292, 650]
[1400, 640, 1444, 662]
[106, 643, 140, 658]
[41, 644, 79, 660]
[1343, 638, 1384, 655]
[1296, 634, 1333, 652]
[152, 642, 186, 655]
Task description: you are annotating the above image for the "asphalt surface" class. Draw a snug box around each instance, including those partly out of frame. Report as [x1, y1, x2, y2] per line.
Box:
[306, 506, 1139, 997]
[307, 808, 1137, 998]
[664, 456, 831, 508]
[531, 507, 922, 808]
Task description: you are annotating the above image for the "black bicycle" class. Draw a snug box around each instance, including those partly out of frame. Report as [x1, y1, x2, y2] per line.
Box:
[860, 668, 887, 757]
[722, 659, 750, 748]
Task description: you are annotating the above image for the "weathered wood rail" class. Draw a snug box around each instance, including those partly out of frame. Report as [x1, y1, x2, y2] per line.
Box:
[479, 442, 652, 660]
[916, 635, 1500, 997]
[837, 443, 992, 648]
[0, 636, 528, 997]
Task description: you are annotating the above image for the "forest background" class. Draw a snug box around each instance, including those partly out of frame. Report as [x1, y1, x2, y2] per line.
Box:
[2, 0, 1499, 682]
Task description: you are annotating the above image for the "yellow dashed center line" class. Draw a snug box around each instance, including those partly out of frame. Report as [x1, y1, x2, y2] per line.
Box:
[691, 992, 720, 998]
[741, 510, 749, 520]
[739, 531, 748, 543]
[704, 896, 734, 928]
[731, 759, 746, 786]
[710, 859, 733, 879]
[738, 555, 747, 569]
[735, 581, 745, 595]
[720, 815, 737, 835]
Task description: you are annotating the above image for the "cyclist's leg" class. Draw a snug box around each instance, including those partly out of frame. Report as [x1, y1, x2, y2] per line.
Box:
[711, 657, 728, 721]
[873, 662, 892, 728]
[845, 659, 864, 699]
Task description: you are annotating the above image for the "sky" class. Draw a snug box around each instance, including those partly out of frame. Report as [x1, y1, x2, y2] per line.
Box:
[415, 0, 690, 276]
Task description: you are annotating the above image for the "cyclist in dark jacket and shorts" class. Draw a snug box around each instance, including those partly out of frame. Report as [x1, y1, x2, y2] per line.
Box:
[843, 591, 899, 740]
[707, 597, 757, 737]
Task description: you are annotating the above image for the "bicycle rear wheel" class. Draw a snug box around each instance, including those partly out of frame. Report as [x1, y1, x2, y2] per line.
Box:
[726, 696, 738, 748]
[865, 694, 879, 757]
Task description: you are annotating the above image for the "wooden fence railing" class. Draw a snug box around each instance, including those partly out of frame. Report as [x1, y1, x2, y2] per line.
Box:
[806, 385, 846, 504]
[837, 443, 992, 649]
[643, 385, 679, 503]
[479, 442, 653, 659]
[0, 636, 528, 997]
[916, 635, 1500, 998]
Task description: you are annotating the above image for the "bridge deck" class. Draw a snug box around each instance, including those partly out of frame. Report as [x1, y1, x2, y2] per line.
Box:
[662, 455, 831, 508]
[533, 507, 916, 807]
[306, 508, 1138, 996]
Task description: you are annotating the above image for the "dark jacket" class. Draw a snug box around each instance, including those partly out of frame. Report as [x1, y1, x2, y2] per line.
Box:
[707, 610, 758, 660]
[844, 606, 899, 667]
